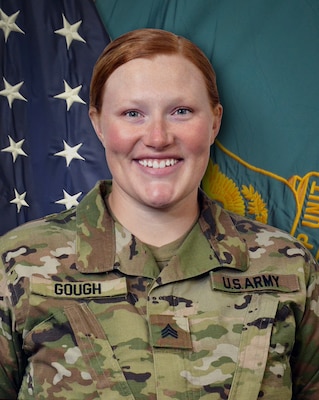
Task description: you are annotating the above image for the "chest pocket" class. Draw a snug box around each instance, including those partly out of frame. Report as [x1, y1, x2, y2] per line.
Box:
[64, 302, 136, 399]
[227, 293, 279, 400]
[177, 291, 279, 400]
[209, 270, 300, 399]
[22, 277, 137, 400]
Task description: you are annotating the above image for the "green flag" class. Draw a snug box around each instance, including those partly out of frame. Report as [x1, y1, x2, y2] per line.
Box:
[96, 0, 319, 260]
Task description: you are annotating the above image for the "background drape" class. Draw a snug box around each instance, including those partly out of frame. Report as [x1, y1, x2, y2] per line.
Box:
[1, 0, 318, 260]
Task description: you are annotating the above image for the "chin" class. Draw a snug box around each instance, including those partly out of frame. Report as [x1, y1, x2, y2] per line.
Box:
[145, 200, 172, 210]
[142, 195, 176, 210]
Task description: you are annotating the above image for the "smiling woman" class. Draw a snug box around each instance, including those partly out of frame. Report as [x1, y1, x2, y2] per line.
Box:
[0, 28, 319, 400]
[89, 53, 222, 244]
[88, 29, 222, 245]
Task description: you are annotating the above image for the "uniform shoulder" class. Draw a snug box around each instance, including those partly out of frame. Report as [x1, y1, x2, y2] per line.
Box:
[201, 190, 296, 243]
[227, 211, 316, 264]
[0, 208, 76, 254]
[201, 191, 313, 264]
[229, 211, 294, 240]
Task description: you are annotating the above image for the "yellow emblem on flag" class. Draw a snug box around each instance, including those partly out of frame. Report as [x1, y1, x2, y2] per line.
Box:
[202, 159, 268, 224]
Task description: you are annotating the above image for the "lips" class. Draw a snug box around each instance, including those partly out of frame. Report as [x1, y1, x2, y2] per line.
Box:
[138, 159, 179, 169]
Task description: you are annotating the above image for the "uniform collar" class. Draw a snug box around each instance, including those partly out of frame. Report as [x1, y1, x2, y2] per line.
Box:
[75, 181, 249, 275]
[76, 181, 115, 273]
[197, 190, 249, 272]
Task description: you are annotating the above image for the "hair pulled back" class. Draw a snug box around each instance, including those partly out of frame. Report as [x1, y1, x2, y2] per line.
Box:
[90, 28, 220, 113]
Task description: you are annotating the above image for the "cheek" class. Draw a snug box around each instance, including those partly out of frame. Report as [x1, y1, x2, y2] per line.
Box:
[183, 123, 213, 156]
[102, 124, 133, 155]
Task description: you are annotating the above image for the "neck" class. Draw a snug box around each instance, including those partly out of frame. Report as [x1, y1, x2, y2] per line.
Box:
[108, 191, 199, 247]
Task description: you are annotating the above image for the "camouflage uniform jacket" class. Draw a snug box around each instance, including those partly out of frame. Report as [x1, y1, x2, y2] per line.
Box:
[0, 181, 319, 400]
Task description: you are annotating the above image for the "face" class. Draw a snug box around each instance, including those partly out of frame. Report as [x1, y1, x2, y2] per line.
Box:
[90, 54, 222, 211]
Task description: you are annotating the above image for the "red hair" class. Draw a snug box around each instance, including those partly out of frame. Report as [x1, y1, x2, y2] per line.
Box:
[90, 28, 220, 113]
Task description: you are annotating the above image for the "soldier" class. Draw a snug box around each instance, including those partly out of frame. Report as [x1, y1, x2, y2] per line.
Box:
[0, 28, 319, 399]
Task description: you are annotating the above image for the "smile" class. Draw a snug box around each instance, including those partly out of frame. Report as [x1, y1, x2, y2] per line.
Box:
[138, 159, 179, 169]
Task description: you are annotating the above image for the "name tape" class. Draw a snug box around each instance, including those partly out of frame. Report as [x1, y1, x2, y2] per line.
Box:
[211, 272, 300, 293]
[30, 276, 127, 298]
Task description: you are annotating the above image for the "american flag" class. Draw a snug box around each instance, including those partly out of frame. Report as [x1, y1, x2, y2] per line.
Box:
[0, 0, 111, 236]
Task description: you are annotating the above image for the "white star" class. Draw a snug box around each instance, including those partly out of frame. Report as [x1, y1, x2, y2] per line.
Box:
[54, 80, 86, 111]
[1, 135, 28, 162]
[0, 9, 24, 42]
[10, 189, 29, 213]
[55, 190, 82, 210]
[54, 140, 85, 166]
[0, 78, 27, 108]
[54, 14, 86, 49]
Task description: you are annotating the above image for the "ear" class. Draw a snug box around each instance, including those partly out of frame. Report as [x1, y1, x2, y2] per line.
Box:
[89, 106, 104, 144]
[210, 104, 223, 145]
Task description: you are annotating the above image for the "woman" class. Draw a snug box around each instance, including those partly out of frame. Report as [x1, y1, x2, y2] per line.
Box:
[0, 28, 318, 400]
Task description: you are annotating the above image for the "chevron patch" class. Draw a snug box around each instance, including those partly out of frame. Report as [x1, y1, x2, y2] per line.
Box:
[149, 314, 192, 349]
[161, 324, 178, 339]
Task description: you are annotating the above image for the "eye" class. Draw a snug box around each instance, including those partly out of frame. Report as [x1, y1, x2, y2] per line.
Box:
[173, 108, 192, 116]
[124, 110, 142, 118]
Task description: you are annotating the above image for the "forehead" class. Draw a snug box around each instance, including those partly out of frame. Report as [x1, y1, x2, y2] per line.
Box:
[104, 54, 206, 93]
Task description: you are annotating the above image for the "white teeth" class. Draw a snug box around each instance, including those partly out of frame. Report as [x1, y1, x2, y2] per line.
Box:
[138, 159, 178, 169]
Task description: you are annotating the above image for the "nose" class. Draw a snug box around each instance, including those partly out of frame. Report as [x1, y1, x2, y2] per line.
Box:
[142, 116, 173, 149]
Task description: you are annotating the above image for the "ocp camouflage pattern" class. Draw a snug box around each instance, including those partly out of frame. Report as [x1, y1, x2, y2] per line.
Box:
[0, 181, 319, 399]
